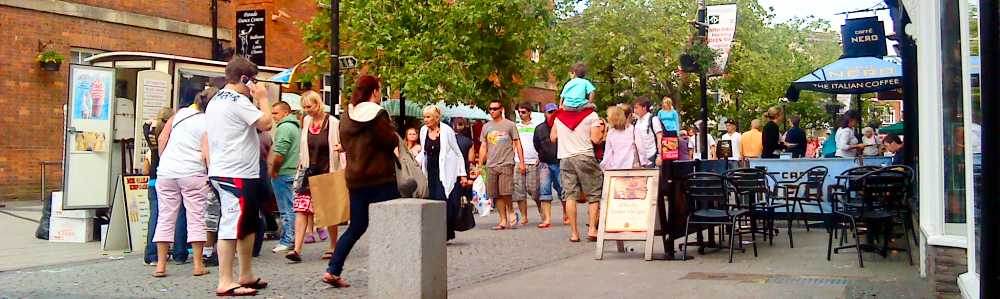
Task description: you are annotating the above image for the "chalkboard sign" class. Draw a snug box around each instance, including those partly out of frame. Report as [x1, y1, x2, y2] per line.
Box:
[595, 169, 660, 261]
[236, 10, 266, 65]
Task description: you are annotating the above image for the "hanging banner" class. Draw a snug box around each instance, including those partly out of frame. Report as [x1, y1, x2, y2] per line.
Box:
[236, 10, 266, 66]
[841, 17, 887, 58]
[706, 4, 738, 75]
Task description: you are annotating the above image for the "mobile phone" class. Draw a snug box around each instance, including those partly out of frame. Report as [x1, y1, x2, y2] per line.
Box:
[241, 76, 255, 90]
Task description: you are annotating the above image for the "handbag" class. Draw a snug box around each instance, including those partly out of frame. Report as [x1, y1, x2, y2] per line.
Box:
[660, 136, 680, 161]
[310, 154, 350, 227]
[452, 193, 476, 232]
[396, 136, 429, 198]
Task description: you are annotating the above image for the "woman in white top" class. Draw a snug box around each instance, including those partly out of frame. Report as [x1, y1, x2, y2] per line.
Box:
[835, 110, 866, 158]
[419, 105, 467, 241]
[860, 126, 882, 156]
[151, 87, 216, 277]
[600, 106, 637, 170]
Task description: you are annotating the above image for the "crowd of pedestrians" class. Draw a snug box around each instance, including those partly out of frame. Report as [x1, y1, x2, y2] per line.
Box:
[139, 59, 909, 296]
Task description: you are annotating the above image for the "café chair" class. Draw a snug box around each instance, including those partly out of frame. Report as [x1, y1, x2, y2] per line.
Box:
[772, 166, 829, 232]
[681, 172, 757, 263]
[827, 167, 913, 268]
[726, 168, 791, 248]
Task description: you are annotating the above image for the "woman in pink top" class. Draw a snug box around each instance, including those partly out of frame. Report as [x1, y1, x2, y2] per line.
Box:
[600, 106, 637, 170]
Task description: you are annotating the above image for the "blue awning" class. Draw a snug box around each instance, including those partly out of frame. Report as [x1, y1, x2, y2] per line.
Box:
[793, 57, 902, 94]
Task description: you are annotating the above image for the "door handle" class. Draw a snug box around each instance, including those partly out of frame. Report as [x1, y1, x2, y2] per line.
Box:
[67, 126, 82, 134]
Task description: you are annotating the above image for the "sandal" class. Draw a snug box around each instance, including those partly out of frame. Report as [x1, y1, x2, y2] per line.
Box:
[587, 235, 598, 242]
[240, 278, 269, 290]
[216, 286, 257, 297]
[322, 273, 351, 288]
[193, 269, 211, 277]
[491, 225, 507, 230]
[537, 223, 552, 229]
[285, 251, 302, 263]
[321, 250, 333, 260]
[569, 237, 581, 243]
[152, 271, 167, 278]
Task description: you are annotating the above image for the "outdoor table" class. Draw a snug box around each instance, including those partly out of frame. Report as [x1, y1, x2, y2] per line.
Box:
[655, 159, 739, 260]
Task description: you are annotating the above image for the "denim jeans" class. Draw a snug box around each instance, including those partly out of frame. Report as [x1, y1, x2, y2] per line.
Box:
[144, 182, 189, 264]
[327, 182, 399, 276]
[538, 162, 564, 201]
[271, 175, 296, 247]
[252, 161, 273, 257]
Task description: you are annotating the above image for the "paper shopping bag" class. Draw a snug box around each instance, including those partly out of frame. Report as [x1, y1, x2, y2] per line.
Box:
[310, 170, 350, 227]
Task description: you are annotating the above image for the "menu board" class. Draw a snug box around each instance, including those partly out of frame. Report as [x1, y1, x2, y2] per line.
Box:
[596, 169, 659, 261]
[133, 71, 171, 172]
[103, 175, 151, 253]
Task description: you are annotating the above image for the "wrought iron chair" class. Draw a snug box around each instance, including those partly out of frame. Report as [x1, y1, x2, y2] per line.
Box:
[727, 168, 791, 248]
[771, 166, 829, 232]
[827, 167, 913, 267]
[681, 172, 756, 263]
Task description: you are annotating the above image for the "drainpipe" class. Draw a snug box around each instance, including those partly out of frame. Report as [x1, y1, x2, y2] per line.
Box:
[211, 0, 221, 60]
[979, 0, 998, 297]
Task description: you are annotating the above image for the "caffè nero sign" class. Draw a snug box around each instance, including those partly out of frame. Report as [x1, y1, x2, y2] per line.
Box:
[841, 16, 887, 58]
[236, 10, 266, 65]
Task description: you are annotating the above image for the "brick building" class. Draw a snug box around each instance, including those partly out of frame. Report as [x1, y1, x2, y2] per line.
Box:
[0, 0, 316, 201]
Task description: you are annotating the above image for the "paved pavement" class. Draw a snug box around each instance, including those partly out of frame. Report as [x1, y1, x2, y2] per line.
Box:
[0, 201, 100, 272]
[0, 200, 932, 298]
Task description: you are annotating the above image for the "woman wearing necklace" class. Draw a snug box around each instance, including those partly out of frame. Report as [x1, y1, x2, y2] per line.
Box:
[419, 106, 467, 241]
[286, 91, 342, 262]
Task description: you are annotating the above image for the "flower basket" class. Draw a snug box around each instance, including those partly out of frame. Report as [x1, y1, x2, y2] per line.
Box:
[39, 61, 61, 71]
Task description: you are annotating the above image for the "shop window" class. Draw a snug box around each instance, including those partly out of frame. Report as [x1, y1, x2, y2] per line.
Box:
[939, 0, 967, 225]
[177, 69, 223, 108]
[69, 48, 103, 65]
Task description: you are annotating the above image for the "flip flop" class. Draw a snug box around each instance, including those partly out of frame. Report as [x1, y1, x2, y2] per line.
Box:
[240, 278, 269, 290]
[152, 271, 167, 278]
[321, 250, 333, 260]
[216, 286, 257, 297]
[537, 223, 552, 229]
[569, 238, 581, 243]
[322, 274, 351, 288]
[285, 251, 302, 263]
[587, 236, 598, 242]
[193, 269, 211, 277]
[491, 225, 507, 230]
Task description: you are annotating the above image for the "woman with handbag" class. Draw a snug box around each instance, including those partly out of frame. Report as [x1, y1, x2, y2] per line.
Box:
[285, 91, 341, 262]
[323, 75, 400, 288]
[420, 106, 468, 241]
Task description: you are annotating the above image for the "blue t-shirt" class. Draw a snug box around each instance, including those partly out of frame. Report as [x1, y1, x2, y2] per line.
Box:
[657, 110, 681, 132]
[560, 78, 596, 108]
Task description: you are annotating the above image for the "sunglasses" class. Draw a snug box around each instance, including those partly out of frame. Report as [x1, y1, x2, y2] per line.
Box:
[489, 107, 502, 111]
[518, 110, 530, 114]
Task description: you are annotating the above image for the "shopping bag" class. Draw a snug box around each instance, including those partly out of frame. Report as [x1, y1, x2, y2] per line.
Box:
[452, 194, 477, 232]
[471, 176, 492, 217]
[396, 136, 429, 198]
[660, 136, 680, 161]
[310, 169, 350, 227]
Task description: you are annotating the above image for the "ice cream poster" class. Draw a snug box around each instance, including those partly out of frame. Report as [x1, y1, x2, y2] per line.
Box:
[71, 67, 114, 121]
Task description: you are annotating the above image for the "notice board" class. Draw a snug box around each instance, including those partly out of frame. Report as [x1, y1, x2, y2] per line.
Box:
[236, 10, 266, 65]
[595, 169, 660, 261]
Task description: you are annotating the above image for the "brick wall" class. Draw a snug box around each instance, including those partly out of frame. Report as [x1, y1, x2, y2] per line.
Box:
[67, 0, 235, 27]
[233, 0, 318, 68]
[926, 245, 968, 299]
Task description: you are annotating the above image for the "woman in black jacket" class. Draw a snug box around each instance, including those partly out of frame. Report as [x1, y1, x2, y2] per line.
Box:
[762, 106, 785, 159]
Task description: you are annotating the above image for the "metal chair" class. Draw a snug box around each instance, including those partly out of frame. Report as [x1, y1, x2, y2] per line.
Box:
[727, 168, 791, 248]
[827, 167, 913, 267]
[773, 166, 829, 232]
[681, 172, 756, 263]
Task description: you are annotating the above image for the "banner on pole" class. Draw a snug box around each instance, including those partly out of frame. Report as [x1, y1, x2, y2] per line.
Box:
[706, 4, 738, 75]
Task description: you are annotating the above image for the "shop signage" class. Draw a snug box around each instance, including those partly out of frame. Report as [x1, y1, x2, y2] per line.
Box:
[706, 4, 738, 75]
[841, 17, 887, 58]
[236, 10, 266, 65]
[595, 169, 659, 261]
[103, 175, 151, 253]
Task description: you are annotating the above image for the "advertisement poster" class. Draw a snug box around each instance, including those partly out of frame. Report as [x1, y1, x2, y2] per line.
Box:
[604, 176, 655, 232]
[71, 68, 114, 121]
[706, 4, 738, 75]
[133, 70, 172, 172]
[236, 10, 266, 66]
[123, 176, 151, 252]
[72, 131, 107, 152]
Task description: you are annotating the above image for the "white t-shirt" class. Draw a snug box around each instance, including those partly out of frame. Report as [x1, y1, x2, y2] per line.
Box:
[720, 131, 742, 160]
[157, 107, 207, 178]
[205, 89, 263, 178]
[633, 112, 663, 166]
[835, 127, 859, 158]
[555, 112, 600, 159]
[515, 121, 540, 165]
[689, 133, 716, 160]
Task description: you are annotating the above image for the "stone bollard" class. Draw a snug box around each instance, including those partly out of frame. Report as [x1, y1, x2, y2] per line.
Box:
[369, 198, 447, 299]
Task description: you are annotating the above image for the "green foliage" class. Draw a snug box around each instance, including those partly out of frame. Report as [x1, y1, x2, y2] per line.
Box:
[540, 0, 696, 110]
[36, 51, 65, 64]
[680, 42, 719, 72]
[300, 0, 553, 107]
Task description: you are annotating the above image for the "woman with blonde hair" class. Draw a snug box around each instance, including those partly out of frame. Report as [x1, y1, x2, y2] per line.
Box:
[419, 105, 467, 241]
[600, 105, 637, 170]
[286, 91, 342, 262]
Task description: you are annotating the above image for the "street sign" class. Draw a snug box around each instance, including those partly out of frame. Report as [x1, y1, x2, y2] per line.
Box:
[338, 56, 358, 69]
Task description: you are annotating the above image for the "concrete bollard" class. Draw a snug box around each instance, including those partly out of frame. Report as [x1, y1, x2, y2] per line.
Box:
[369, 198, 447, 299]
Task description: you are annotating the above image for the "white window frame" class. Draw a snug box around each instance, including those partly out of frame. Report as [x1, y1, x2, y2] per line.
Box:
[69, 48, 104, 65]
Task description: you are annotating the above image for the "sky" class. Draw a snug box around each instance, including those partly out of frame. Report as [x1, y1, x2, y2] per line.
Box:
[757, 0, 893, 32]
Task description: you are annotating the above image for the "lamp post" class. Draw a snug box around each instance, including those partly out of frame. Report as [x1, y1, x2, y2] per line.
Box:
[696, 0, 709, 160]
[329, 0, 340, 108]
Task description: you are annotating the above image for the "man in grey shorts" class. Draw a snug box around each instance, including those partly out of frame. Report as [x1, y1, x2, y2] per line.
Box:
[478, 100, 527, 230]
[203, 187, 221, 265]
[550, 105, 604, 242]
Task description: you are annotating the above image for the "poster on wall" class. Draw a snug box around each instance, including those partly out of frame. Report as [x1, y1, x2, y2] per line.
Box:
[596, 169, 659, 261]
[71, 68, 113, 121]
[133, 70, 172, 172]
[71, 131, 108, 152]
[236, 10, 266, 66]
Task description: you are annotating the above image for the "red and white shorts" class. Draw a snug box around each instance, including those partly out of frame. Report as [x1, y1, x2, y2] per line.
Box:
[209, 177, 264, 240]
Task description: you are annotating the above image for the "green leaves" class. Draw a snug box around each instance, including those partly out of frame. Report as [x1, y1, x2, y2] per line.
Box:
[301, 0, 553, 107]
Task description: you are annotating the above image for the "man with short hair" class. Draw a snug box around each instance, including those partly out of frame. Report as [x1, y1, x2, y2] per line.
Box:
[268, 101, 300, 253]
[513, 102, 541, 226]
[883, 133, 905, 165]
[534, 103, 566, 226]
[784, 115, 807, 158]
[550, 105, 603, 242]
[632, 97, 663, 168]
[741, 119, 764, 158]
[720, 119, 742, 160]
[205, 56, 272, 296]
[478, 100, 527, 229]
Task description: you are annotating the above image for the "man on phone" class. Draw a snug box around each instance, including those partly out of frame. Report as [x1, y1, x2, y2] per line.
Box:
[205, 56, 272, 297]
